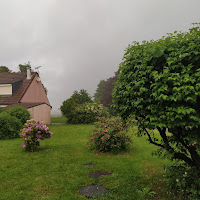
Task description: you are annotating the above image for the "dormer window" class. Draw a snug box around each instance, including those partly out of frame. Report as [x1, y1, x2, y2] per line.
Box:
[0, 84, 12, 96]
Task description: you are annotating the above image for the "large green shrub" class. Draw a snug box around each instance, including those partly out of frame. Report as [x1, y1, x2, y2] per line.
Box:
[113, 23, 200, 198]
[0, 112, 22, 139]
[61, 89, 109, 124]
[60, 98, 78, 120]
[87, 117, 131, 153]
[60, 89, 93, 123]
[5, 106, 30, 125]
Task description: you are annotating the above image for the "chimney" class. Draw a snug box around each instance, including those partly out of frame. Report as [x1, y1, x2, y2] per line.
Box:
[27, 66, 31, 79]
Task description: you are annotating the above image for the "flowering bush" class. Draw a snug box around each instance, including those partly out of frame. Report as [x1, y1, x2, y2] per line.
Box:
[67, 103, 109, 124]
[19, 119, 53, 152]
[84, 103, 108, 117]
[87, 117, 131, 153]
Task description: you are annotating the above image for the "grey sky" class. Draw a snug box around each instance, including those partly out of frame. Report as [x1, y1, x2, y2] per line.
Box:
[0, 0, 200, 115]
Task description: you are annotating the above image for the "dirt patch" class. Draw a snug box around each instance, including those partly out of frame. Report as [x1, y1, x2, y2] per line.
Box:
[79, 184, 109, 198]
[83, 163, 95, 168]
[89, 170, 112, 178]
[144, 162, 163, 178]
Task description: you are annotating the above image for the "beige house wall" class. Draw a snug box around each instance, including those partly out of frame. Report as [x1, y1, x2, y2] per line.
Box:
[21, 74, 50, 105]
[28, 104, 51, 124]
[0, 84, 12, 95]
[0, 105, 7, 107]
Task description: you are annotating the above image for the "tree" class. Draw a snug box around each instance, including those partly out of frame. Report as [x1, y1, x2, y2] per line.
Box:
[114, 24, 200, 172]
[94, 80, 106, 102]
[60, 89, 93, 123]
[18, 61, 31, 72]
[100, 74, 117, 107]
[71, 89, 92, 104]
[0, 66, 11, 73]
[94, 74, 117, 115]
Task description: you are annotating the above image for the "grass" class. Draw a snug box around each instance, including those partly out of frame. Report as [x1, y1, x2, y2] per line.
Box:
[51, 116, 66, 124]
[0, 125, 180, 200]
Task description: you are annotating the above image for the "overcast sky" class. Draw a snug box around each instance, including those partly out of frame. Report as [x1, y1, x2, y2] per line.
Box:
[1, 0, 200, 115]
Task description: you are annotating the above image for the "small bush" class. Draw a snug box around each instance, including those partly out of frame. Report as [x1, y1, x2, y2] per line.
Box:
[87, 117, 131, 153]
[5, 106, 30, 125]
[0, 113, 22, 139]
[165, 163, 200, 200]
[19, 119, 53, 152]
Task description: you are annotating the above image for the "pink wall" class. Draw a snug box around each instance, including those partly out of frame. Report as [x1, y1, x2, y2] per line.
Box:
[21, 74, 50, 105]
[28, 104, 51, 124]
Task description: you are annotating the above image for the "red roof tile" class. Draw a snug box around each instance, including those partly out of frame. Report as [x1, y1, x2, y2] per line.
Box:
[0, 73, 27, 84]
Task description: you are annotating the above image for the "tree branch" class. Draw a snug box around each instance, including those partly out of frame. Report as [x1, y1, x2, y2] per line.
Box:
[157, 127, 173, 151]
[173, 152, 194, 167]
[144, 128, 165, 148]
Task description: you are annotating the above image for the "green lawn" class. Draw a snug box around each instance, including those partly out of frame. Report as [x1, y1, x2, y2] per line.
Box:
[0, 125, 180, 200]
[51, 116, 66, 124]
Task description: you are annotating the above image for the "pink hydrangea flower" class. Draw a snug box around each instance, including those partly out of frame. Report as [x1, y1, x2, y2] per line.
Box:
[22, 141, 26, 148]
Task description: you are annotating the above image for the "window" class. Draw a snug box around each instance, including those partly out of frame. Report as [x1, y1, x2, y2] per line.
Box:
[0, 84, 12, 95]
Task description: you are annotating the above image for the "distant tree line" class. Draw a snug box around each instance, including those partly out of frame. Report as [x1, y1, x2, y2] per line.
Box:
[0, 61, 31, 73]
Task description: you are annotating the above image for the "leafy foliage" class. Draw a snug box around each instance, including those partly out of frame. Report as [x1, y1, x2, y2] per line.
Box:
[71, 89, 92, 104]
[60, 98, 78, 120]
[60, 89, 96, 124]
[18, 61, 31, 72]
[5, 106, 30, 125]
[0, 107, 4, 113]
[19, 119, 53, 152]
[100, 74, 117, 108]
[136, 187, 156, 199]
[94, 74, 117, 115]
[87, 117, 131, 153]
[113, 23, 200, 198]
[165, 163, 200, 199]
[94, 80, 106, 102]
[0, 112, 22, 139]
[61, 102, 108, 124]
[0, 106, 30, 139]
[0, 66, 11, 73]
[68, 103, 107, 124]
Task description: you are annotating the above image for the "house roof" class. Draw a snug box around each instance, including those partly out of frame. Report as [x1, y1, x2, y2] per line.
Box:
[0, 72, 27, 84]
[0, 72, 37, 105]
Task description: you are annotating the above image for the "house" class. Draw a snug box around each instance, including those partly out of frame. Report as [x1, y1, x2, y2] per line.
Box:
[0, 67, 51, 124]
